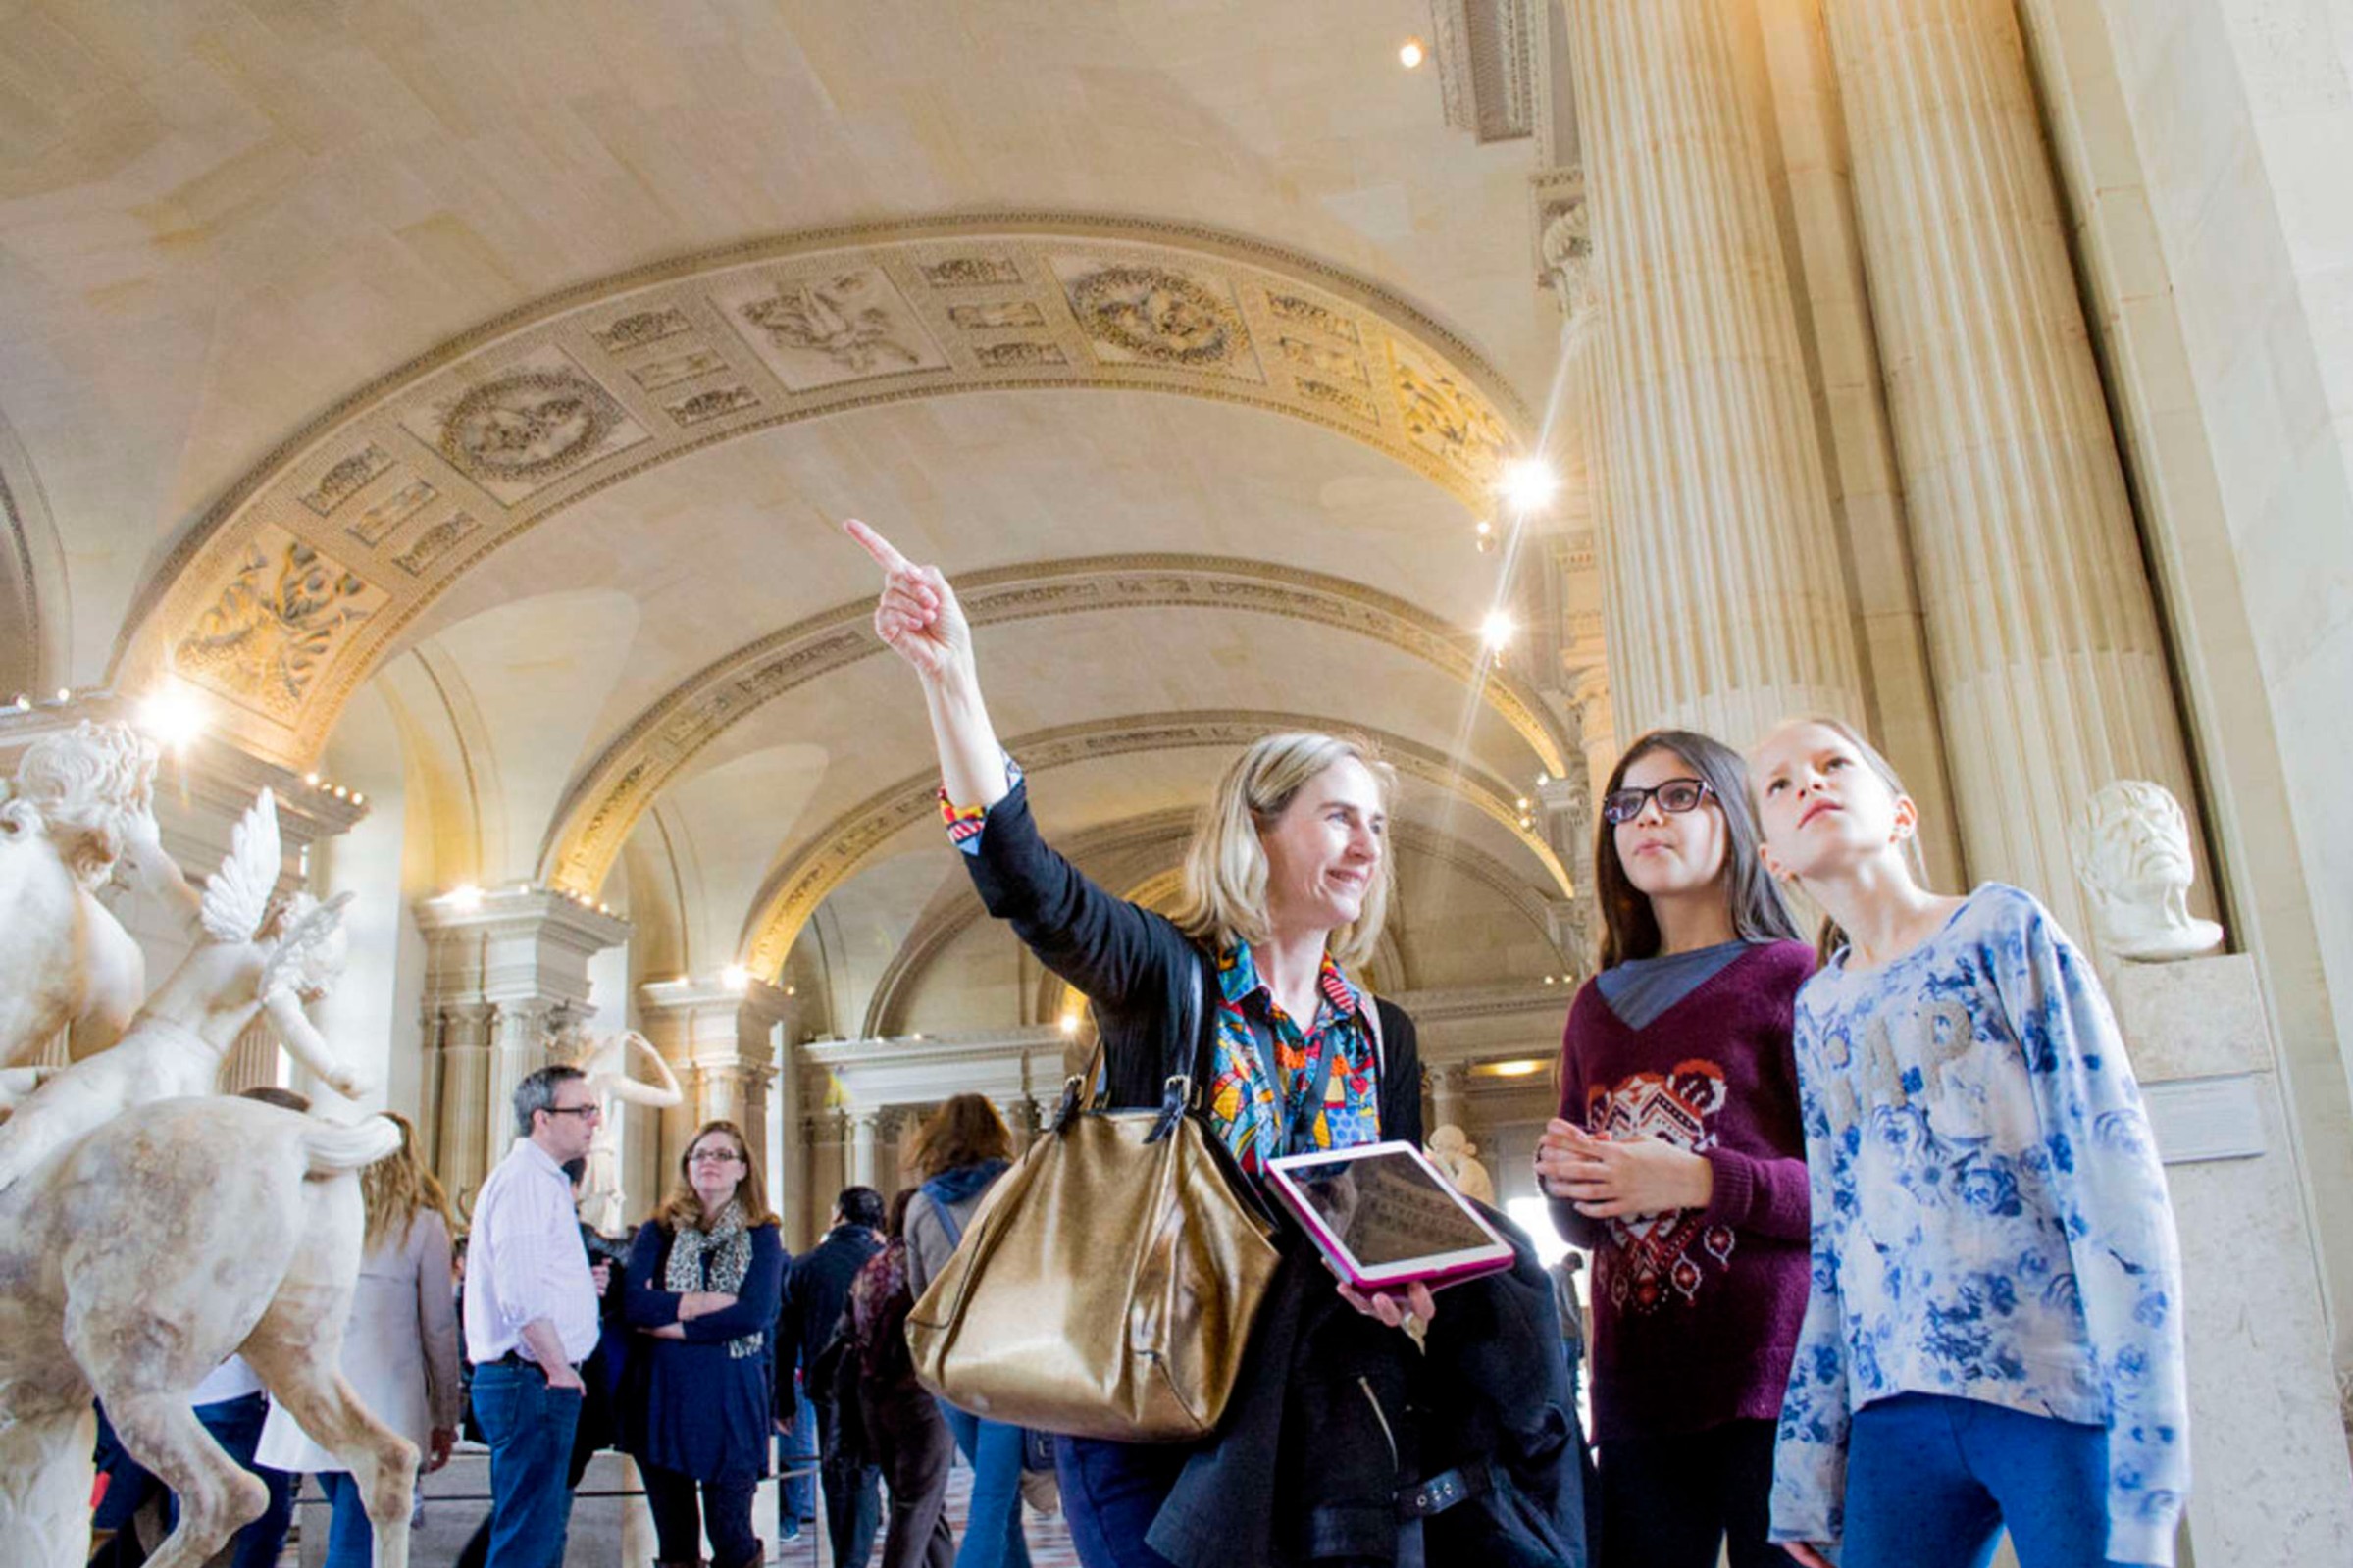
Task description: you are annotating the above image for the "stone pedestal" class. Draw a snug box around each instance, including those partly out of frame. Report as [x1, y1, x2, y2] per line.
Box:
[2112, 955, 2353, 1563]
[1825, 0, 2204, 950]
[1563, 0, 1866, 745]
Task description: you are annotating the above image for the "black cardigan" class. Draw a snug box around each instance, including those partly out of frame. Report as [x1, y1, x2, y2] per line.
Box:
[962, 781, 1424, 1143]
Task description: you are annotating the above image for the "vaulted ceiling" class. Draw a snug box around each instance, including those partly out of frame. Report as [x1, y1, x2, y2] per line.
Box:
[1, 0, 1590, 1034]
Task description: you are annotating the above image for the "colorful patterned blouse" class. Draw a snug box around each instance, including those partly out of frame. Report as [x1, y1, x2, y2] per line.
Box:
[941, 757, 1381, 1175]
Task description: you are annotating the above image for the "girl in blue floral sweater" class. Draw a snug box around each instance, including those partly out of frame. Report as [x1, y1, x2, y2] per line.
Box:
[1748, 719, 2187, 1568]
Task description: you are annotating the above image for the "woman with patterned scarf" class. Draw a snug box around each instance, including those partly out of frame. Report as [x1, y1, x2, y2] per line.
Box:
[622, 1119, 787, 1568]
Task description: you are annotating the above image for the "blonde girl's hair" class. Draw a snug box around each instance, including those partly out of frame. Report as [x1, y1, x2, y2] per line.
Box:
[361, 1111, 458, 1252]
[1767, 716, 1932, 963]
[1169, 733, 1397, 970]
[653, 1120, 779, 1233]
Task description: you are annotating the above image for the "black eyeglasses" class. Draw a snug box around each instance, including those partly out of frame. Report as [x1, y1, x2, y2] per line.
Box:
[542, 1103, 603, 1121]
[689, 1147, 745, 1165]
[1601, 778, 1714, 825]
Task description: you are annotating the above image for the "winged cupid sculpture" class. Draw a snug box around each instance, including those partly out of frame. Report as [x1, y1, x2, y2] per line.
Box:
[0, 788, 365, 1193]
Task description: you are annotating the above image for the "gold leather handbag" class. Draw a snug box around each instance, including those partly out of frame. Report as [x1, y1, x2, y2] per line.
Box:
[905, 1037, 1283, 1442]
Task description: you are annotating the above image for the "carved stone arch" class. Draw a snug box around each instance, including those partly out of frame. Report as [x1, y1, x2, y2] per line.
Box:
[537, 556, 1575, 896]
[113, 214, 1534, 771]
[742, 708, 1576, 981]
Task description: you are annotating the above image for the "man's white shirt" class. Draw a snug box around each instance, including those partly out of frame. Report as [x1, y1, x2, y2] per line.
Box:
[464, 1137, 600, 1366]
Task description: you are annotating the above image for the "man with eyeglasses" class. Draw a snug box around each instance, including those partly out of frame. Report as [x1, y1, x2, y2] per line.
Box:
[464, 1064, 610, 1568]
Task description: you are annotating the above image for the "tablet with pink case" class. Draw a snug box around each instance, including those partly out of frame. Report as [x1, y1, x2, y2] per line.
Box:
[1264, 1139, 1516, 1293]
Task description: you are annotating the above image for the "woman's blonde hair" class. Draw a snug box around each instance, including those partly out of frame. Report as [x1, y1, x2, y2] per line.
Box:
[653, 1120, 778, 1232]
[1758, 716, 1931, 962]
[1169, 733, 1397, 970]
[361, 1111, 457, 1252]
[909, 1093, 1016, 1180]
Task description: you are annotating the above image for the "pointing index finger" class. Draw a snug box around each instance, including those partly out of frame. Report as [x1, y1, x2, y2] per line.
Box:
[843, 517, 909, 572]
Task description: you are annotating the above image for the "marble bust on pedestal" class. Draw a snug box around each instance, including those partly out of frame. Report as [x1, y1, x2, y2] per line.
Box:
[2069, 780, 2225, 962]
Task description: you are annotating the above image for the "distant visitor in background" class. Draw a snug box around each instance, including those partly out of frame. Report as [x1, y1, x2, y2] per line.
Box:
[1547, 1250, 1587, 1414]
[1750, 718, 2188, 1568]
[775, 1186, 886, 1568]
[906, 1093, 1032, 1568]
[851, 1188, 958, 1568]
[257, 1109, 463, 1568]
[622, 1119, 786, 1568]
[1536, 730, 1816, 1568]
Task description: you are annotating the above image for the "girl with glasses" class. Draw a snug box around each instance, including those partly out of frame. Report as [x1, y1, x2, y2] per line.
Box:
[1748, 719, 2186, 1568]
[621, 1120, 786, 1568]
[1534, 731, 1817, 1567]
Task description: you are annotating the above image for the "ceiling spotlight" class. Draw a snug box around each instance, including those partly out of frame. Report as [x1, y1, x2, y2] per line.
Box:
[721, 963, 750, 993]
[1536, 771, 1550, 786]
[1059, 1012, 1081, 1036]
[1399, 36, 1426, 69]
[1499, 457, 1560, 514]
[445, 884, 483, 914]
[1480, 609, 1516, 650]
[135, 685, 207, 748]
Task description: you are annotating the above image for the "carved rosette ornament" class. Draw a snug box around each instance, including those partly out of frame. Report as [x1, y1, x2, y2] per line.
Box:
[438, 368, 629, 489]
[1066, 265, 1249, 368]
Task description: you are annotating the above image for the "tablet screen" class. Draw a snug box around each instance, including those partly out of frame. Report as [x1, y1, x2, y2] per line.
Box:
[1282, 1148, 1499, 1267]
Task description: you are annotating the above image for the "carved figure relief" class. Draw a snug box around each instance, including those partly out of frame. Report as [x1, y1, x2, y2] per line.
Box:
[1061, 263, 1253, 371]
[921, 256, 1022, 287]
[345, 479, 436, 547]
[416, 355, 648, 504]
[1298, 379, 1380, 425]
[299, 445, 393, 516]
[1265, 292, 1361, 344]
[390, 513, 479, 577]
[666, 386, 760, 427]
[175, 536, 380, 718]
[975, 342, 1066, 368]
[592, 306, 693, 353]
[1279, 336, 1368, 383]
[720, 266, 949, 391]
[1391, 348, 1509, 483]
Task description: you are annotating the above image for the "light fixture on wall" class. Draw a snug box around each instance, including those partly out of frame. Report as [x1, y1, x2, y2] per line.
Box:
[1473, 1058, 1548, 1079]
[1398, 37, 1426, 69]
[721, 963, 750, 993]
[1499, 457, 1560, 514]
[135, 683, 207, 748]
[1480, 609, 1516, 651]
[1059, 1012, 1081, 1036]
[443, 884, 483, 914]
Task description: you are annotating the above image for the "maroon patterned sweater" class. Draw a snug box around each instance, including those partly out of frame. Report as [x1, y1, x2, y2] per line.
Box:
[1548, 939, 1816, 1443]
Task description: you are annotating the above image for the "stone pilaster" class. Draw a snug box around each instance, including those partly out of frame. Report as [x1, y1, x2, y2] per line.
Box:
[639, 975, 794, 1185]
[415, 885, 628, 1204]
[1564, 0, 1867, 745]
[1824, 0, 2204, 947]
[1428, 1063, 1468, 1134]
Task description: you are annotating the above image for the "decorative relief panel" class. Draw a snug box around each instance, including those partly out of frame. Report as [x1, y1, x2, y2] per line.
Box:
[298, 444, 393, 516]
[666, 386, 760, 427]
[129, 216, 1533, 769]
[390, 512, 479, 577]
[592, 307, 694, 354]
[715, 267, 950, 390]
[398, 347, 649, 505]
[344, 478, 437, 547]
[1053, 259, 1259, 378]
[173, 530, 383, 720]
[630, 348, 729, 391]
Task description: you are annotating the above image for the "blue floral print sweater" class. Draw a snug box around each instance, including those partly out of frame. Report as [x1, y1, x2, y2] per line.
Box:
[1768, 885, 2188, 1566]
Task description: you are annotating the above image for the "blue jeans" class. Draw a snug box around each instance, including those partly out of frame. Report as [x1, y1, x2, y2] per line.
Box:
[938, 1403, 1032, 1568]
[1055, 1436, 1184, 1568]
[317, 1470, 380, 1568]
[471, 1361, 585, 1568]
[165, 1393, 293, 1568]
[778, 1381, 818, 1529]
[1841, 1393, 2123, 1568]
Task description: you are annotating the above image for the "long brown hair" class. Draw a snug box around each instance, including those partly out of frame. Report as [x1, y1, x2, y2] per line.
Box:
[1593, 729, 1800, 971]
[908, 1094, 1015, 1180]
[653, 1120, 778, 1232]
[362, 1111, 458, 1252]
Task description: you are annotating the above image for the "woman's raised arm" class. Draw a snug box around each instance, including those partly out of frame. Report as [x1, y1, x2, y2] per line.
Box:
[846, 517, 1005, 808]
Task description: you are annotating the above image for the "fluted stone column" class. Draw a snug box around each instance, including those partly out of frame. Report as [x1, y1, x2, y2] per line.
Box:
[1566, 0, 1867, 745]
[1825, 0, 2204, 947]
[850, 1112, 879, 1189]
[639, 975, 793, 1179]
[1429, 1065, 1468, 1134]
[431, 1003, 495, 1193]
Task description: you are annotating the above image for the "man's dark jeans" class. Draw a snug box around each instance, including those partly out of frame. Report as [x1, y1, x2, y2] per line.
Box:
[813, 1393, 881, 1568]
[471, 1361, 585, 1568]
